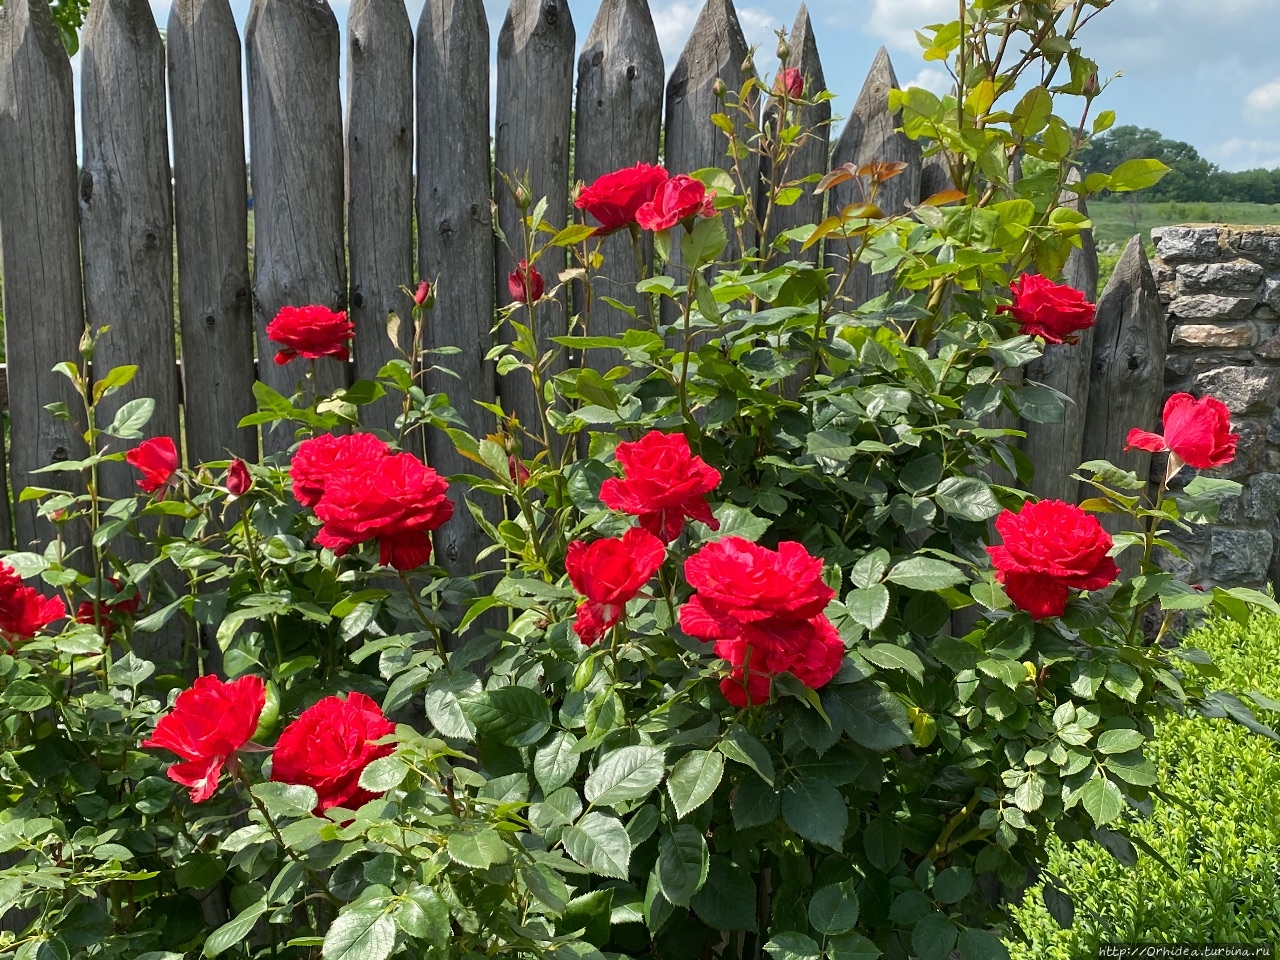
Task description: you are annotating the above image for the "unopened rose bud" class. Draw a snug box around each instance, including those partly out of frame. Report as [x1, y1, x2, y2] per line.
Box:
[712, 78, 727, 99]
[51, 507, 67, 522]
[226, 458, 252, 497]
[774, 67, 804, 100]
[413, 280, 432, 307]
[514, 184, 530, 210]
[741, 52, 755, 76]
[508, 455, 530, 487]
[1082, 72, 1100, 98]
[776, 38, 791, 63]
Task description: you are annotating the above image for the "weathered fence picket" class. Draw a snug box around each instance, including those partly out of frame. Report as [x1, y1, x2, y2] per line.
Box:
[80, 0, 181, 499]
[168, 0, 257, 465]
[347, 0, 415, 437]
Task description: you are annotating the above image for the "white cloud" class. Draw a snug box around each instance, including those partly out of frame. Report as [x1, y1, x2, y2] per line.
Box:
[651, 2, 781, 78]
[1245, 77, 1280, 121]
[1208, 137, 1280, 171]
[905, 67, 951, 95]
[865, 0, 953, 50]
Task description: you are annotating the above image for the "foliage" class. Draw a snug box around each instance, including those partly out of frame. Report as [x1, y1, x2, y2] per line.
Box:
[1009, 612, 1280, 954]
[1, 3, 1277, 960]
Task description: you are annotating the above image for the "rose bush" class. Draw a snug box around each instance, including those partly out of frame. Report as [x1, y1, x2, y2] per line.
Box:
[2, 4, 1277, 960]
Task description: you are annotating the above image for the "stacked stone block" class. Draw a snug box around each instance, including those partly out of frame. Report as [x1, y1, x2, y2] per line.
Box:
[1152, 225, 1280, 588]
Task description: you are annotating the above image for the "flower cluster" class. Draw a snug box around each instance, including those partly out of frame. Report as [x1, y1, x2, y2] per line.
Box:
[575, 164, 716, 236]
[74, 576, 140, 639]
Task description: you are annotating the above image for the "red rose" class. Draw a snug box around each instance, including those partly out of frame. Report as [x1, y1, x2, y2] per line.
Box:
[998, 274, 1096, 344]
[75, 576, 140, 639]
[141, 675, 266, 803]
[226, 458, 253, 497]
[126, 437, 179, 494]
[635, 174, 717, 232]
[575, 163, 670, 236]
[600, 431, 721, 542]
[1125, 392, 1238, 470]
[413, 280, 432, 307]
[265, 305, 355, 365]
[986, 499, 1120, 620]
[313, 452, 454, 570]
[0, 563, 65, 644]
[565, 526, 666, 645]
[774, 67, 804, 99]
[508, 260, 545, 305]
[508, 455, 530, 488]
[271, 692, 395, 813]
[291, 433, 390, 509]
[679, 537, 843, 706]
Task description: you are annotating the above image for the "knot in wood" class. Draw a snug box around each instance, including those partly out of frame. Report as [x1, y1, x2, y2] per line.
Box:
[1127, 355, 1141, 371]
[79, 171, 93, 204]
[591, 50, 603, 67]
[51, 446, 69, 463]
[143, 229, 159, 249]
[234, 287, 249, 306]
[204, 314, 217, 329]
[542, 2, 558, 25]
[352, 289, 365, 308]
[626, 64, 637, 81]
[438, 218, 453, 237]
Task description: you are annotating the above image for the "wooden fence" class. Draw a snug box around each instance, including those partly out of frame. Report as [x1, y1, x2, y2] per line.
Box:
[0, 0, 1164, 574]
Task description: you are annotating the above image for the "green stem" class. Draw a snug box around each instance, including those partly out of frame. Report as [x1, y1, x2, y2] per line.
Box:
[398, 570, 450, 664]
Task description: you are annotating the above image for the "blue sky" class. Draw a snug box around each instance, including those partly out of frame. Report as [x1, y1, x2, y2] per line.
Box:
[123, 0, 1280, 170]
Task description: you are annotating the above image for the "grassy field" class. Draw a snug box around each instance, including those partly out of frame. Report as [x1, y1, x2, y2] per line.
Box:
[1090, 199, 1280, 253]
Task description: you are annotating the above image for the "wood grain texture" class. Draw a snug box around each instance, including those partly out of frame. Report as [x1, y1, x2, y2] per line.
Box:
[347, 0, 414, 436]
[573, 0, 662, 357]
[1082, 235, 1165, 571]
[168, 0, 257, 464]
[920, 149, 954, 199]
[80, 0, 181, 500]
[495, 0, 575, 444]
[765, 3, 829, 264]
[826, 47, 921, 310]
[246, 0, 347, 453]
[417, 0, 501, 588]
[1021, 171, 1100, 503]
[0, 0, 84, 549]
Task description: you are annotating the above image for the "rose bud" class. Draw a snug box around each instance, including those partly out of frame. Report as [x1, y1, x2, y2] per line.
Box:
[226, 458, 252, 497]
[413, 281, 432, 307]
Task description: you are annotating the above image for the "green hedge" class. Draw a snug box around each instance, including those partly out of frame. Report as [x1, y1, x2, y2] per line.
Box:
[1009, 614, 1280, 954]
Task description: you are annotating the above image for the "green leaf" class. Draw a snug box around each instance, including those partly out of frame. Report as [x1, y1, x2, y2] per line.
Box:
[912, 913, 957, 960]
[3, 678, 52, 712]
[959, 927, 1011, 960]
[808, 881, 859, 936]
[656, 824, 709, 907]
[534, 731, 580, 794]
[394, 886, 449, 948]
[845, 585, 891, 630]
[563, 812, 631, 879]
[764, 933, 821, 960]
[251, 782, 318, 819]
[731, 775, 780, 829]
[424, 671, 479, 740]
[825, 684, 913, 751]
[105, 397, 155, 439]
[707, 503, 771, 542]
[358, 755, 409, 794]
[781, 777, 847, 849]
[1013, 384, 1064, 424]
[1108, 158, 1171, 193]
[862, 819, 901, 873]
[718, 725, 775, 785]
[447, 828, 508, 869]
[322, 905, 397, 960]
[1096, 729, 1145, 755]
[934, 866, 973, 904]
[1078, 775, 1124, 827]
[829, 932, 882, 960]
[521, 863, 570, 916]
[462, 686, 552, 747]
[690, 857, 756, 932]
[585, 745, 665, 808]
[666, 750, 724, 819]
[934, 477, 1001, 521]
[861, 643, 925, 683]
[203, 900, 268, 957]
[885, 557, 967, 591]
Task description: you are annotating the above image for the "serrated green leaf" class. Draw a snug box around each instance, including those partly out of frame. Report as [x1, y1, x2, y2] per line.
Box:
[656, 824, 709, 907]
[585, 745, 665, 808]
[667, 750, 724, 819]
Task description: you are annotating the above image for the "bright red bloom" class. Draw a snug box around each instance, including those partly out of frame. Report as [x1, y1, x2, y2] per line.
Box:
[313, 452, 454, 570]
[290, 433, 390, 509]
[508, 260, 545, 304]
[75, 576, 140, 639]
[141, 675, 266, 803]
[226, 458, 253, 497]
[600, 431, 721, 542]
[999, 274, 1096, 344]
[413, 281, 432, 307]
[679, 538, 843, 706]
[1125, 392, 1238, 470]
[575, 163, 671, 236]
[271, 692, 395, 813]
[0, 563, 65, 644]
[266, 305, 355, 365]
[126, 437, 179, 494]
[635, 174, 717, 232]
[774, 67, 804, 99]
[565, 527, 666, 645]
[508, 455, 530, 487]
[986, 500, 1120, 620]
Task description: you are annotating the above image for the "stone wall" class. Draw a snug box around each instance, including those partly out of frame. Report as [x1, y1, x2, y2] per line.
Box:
[1152, 224, 1280, 588]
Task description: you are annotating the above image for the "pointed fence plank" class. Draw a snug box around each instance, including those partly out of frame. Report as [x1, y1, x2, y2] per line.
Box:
[80, 0, 180, 498]
[494, 0, 575, 443]
[1021, 172, 1100, 503]
[0, 0, 82, 548]
[826, 47, 921, 309]
[765, 3, 829, 263]
[920, 149, 954, 200]
[418, 0, 500, 588]
[246, 0, 346, 452]
[348, 0, 414, 436]
[1082, 235, 1165, 571]
[168, 0, 256, 465]
[574, 0, 663, 359]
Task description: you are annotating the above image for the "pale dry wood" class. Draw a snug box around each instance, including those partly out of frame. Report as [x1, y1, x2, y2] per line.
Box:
[80, 0, 181, 501]
[246, 0, 347, 453]
[494, 0, 575, 445]
[347, 0, 414, 437]
[573, 0, 662, 361]
[826, 47, 921, 310]
[168, 0, 257, 464]
[418, 0, 501, 598]
[0, 0, 82, 550]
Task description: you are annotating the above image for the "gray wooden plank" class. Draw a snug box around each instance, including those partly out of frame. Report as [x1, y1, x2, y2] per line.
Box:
[494, 0, 575, 449]
[417, 0, 500, 590]
[573, 0, 662, 359]
[246, 0, 347, 453]
[826, 47, 921, 310]
[1021, 171, 1100, 504]
[80, 0, 181, 499]
[347, 0, 414, 437]
[0, 0, 84, 550]
[168, 0, 257, 465]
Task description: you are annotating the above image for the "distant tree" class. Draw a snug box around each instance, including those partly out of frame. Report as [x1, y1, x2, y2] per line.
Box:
[1078, 125, 1218, 202]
